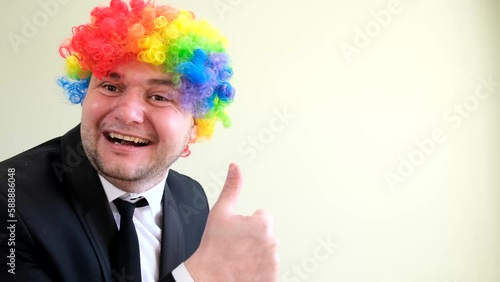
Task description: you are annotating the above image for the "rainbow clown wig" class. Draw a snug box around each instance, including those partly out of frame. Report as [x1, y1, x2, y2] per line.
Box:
[57, 0, 235, 141]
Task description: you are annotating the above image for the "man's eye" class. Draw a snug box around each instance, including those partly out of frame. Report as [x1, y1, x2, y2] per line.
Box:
[151, 95, 170, 102]
[103, 85, 118, 92]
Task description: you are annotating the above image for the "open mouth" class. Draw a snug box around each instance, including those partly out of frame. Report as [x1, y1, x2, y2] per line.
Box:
[105, 132, 150, 147]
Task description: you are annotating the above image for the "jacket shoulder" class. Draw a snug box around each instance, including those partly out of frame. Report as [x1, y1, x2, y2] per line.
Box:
[167, 169, 209, 211]
[0, 137, 63, 187]
[165, 169, 209, 262]
[1, 137, 61, 166]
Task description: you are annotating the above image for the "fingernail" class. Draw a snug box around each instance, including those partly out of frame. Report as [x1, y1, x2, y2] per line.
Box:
[227, 163, 235, 177]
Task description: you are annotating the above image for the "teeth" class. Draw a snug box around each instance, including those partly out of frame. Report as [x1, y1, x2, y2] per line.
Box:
[109, 132, 149, 144]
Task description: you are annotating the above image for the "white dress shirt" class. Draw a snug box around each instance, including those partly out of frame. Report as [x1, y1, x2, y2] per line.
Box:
[100, 174, 194, 282]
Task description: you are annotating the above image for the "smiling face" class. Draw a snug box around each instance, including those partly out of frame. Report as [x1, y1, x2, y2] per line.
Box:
[80, 60, 197, 193]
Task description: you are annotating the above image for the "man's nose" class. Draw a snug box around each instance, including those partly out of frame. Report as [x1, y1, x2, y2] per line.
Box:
[112, 92, 145, 124]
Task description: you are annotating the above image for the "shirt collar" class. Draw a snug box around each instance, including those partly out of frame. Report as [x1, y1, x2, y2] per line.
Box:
[99, 173, 167, 217]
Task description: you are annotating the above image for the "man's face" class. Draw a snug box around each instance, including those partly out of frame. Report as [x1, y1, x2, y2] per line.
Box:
[80, 60, 197, 192]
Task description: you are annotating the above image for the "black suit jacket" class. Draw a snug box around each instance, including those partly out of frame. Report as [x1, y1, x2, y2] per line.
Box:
[0, 125, 209, 281]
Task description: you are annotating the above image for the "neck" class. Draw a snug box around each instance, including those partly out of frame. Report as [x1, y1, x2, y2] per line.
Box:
[102, 171, 168, 194]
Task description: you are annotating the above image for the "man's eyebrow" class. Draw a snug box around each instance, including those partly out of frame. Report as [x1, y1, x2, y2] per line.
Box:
[107, 72, 121, 81]
[147, 78, 175, 86]
[101, 73, 174, 86]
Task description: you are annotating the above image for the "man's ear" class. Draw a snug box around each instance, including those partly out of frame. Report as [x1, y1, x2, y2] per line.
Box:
[189, 119, 198, 143]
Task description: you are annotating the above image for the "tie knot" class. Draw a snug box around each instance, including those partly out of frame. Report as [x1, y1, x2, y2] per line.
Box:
[114, 198, 148, 218]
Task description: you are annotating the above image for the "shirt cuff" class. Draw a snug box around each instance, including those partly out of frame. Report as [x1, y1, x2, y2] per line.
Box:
[171, 263, 194, 282]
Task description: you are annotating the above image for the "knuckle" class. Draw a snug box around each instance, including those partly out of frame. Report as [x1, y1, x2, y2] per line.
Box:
[273, 253, 281, 267]
[252, 209, 274, 227]
[266, 236, 279, 253]
[270, 236, 279, 249]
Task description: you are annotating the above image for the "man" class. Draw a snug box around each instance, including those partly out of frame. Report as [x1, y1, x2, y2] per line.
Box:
[0, 0, 279, 281]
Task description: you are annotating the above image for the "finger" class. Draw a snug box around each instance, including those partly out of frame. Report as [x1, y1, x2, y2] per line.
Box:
[253, 209, 275, 227]
[252, 209, 275, 236]
[212, 162, 243, 215]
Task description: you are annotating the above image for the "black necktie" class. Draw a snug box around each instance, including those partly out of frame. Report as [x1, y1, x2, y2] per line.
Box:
[113, 198, 148, 282]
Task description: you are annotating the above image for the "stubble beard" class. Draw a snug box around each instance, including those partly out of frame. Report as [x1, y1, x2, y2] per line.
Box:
[81, 126, 191, 192]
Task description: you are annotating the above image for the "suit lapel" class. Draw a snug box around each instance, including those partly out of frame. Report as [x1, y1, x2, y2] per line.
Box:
[159, 176, 185, 277]
[61, 125, 117, 280]
[60, 125, 189, 279]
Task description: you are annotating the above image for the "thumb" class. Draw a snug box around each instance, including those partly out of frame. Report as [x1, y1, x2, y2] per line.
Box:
[212, 163, 242, 215]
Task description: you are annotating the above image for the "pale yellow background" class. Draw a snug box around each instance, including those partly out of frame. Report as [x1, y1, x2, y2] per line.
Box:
[1, 0, 499, 281]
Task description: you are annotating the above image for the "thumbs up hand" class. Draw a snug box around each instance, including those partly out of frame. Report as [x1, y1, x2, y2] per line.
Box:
[185, 163, 280, 282]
